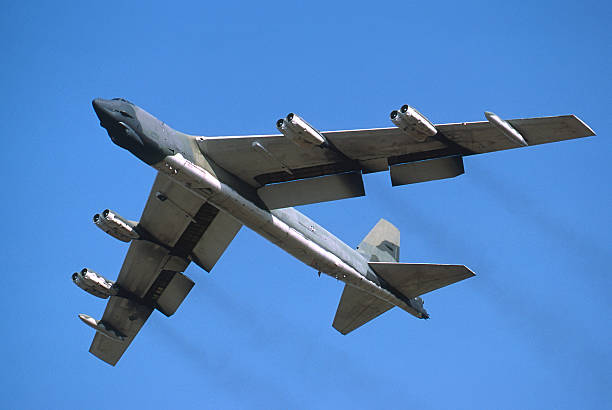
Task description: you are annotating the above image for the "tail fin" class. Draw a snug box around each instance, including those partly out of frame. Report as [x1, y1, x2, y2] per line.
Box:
[357, 218, 400, 262]
[333, 219, 475, 334]
[333, 219, 400, 334]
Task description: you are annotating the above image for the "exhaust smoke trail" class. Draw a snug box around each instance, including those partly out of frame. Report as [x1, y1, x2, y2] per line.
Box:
[151, 316, 300, 410]
[372, 193, 611, 397]
[193, 278, 429, 409]
[467, 162, 609, 284]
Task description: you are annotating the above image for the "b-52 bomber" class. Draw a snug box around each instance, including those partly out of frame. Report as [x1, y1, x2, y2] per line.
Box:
[74, 98, 594, 365]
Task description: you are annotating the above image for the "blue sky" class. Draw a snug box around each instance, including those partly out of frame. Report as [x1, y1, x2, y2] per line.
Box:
[2, 1, 610, 409]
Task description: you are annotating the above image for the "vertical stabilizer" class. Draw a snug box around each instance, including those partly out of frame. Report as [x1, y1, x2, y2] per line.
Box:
[357, 219, 400, 262]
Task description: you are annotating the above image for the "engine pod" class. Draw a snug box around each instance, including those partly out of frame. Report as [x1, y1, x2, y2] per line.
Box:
[277, 113, 327, 147]
[390, 105, 438, 142]
[94, 209, 139, 242]
[73, 268, 116, 298]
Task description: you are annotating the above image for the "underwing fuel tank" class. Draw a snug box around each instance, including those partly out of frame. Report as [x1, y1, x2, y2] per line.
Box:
[78, 314, 125, 342]
[484, 111, 529, 147]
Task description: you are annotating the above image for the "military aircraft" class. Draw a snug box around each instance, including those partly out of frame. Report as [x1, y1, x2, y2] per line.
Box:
[74, 98, 594, 365]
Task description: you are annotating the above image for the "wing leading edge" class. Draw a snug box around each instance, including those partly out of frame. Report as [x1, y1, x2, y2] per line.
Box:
[196, 114, 594, 208]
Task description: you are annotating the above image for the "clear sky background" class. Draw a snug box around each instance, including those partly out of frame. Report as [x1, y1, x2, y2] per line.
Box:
[1, 1, 610, 409]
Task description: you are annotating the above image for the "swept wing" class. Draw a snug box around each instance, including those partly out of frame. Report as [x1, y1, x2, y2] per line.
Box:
[87, 172, 241, 365]
[197, 114, 594, 208]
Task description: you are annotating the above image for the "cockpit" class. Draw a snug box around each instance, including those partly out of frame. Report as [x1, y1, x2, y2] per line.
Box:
[112, 97, 132, 104]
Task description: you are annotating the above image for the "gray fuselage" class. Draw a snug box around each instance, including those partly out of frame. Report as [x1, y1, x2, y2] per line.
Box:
[92, 98, 425, 317]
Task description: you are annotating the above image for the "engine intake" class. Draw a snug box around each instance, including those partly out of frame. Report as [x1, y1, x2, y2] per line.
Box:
[276, 113, 327, 147]
[93, 209, 139, 242]
[72, 268, 117, 299]
[390, 105, 437, 142]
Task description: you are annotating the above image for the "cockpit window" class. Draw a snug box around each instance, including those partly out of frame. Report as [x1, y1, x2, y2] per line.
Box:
[119, 110, 133, 119]
[112, 98, 132, 104]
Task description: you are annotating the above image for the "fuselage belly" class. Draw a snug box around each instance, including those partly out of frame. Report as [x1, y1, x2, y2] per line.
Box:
[155, 153, 421, 316]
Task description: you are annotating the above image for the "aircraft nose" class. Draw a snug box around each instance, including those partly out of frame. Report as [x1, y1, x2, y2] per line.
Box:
[92, 98, 106, 114]
[92, 98, 113, 125]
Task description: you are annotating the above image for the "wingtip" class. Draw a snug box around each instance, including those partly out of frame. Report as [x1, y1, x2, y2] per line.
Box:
[462, 265, 476, 278]
[571, 114, 596, 137]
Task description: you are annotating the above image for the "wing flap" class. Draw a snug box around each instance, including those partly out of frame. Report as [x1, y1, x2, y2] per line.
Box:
[156, 272, 195, 316]
[190, 210, 242, 272]
[257, 171, 365, 209]
[333, 284, 394, 335]
[116, 240, 174, 298]
[390, 155, 464, 186]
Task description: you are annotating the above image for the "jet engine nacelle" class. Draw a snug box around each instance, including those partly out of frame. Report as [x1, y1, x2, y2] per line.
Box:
[72, 268, 117, 299]
[93, 209, 139, 242]
[276, 113, 327, 147]
[390, 105, 438, 142]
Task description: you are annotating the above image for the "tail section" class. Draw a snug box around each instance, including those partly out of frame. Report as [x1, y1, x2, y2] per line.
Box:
[332, 219, 475, 334]
[333, 286, 393, 335]
[333, 219, 399, 334]
[356, 219, 400, 262]
[368, 262, 475, 301]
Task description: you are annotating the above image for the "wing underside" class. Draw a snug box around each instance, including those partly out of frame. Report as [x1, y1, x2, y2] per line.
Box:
[196, 114, 594, 208]
[84, 112, 594, 363]
[89, 296, 154, 366]
[85, 172, 241, 365]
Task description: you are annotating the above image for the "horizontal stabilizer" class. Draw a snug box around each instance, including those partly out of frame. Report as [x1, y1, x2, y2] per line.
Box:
[333, 284, 394, 335]
[369, 262, 475, 299]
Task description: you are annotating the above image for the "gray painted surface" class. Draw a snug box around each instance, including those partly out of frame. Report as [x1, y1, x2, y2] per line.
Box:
[333, 285, 393, 335]
[79, 98, 595, 365]
[156, 273, 195, 317]
[357, 219, 400, 263]
[369, 263, 475, 300]
[333, 219, 402, 334]
[390, 155, 464, 186]
[196, 114, 594, 187]
[258, 171, 365, 209]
